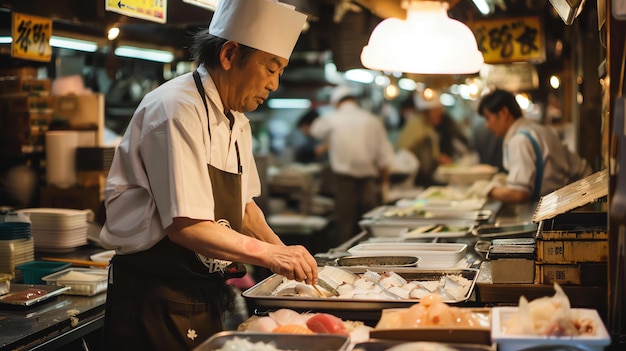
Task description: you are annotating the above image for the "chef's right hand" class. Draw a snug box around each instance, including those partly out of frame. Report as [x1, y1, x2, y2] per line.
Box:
[266, 245, 318, 285]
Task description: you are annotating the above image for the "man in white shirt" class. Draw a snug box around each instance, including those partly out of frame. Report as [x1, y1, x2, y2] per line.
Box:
[475, 88, 591, 203]
[310, 86, 395, 245]
[99, 1, 317, 349]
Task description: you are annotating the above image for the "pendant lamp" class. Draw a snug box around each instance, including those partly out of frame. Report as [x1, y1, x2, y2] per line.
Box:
[360, 1, 484, 75]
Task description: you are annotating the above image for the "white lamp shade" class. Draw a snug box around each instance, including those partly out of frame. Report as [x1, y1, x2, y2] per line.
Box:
[361, 1, 484, 74]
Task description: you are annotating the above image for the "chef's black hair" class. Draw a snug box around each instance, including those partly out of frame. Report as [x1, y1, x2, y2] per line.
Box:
[477, 88, 523, 119]
[190, 28, 256, 68]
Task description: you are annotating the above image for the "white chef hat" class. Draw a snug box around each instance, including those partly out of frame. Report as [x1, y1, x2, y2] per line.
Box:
[414, 91, 442, 110]
[330, 85, 359, 105]
[209, 0, 307, 59]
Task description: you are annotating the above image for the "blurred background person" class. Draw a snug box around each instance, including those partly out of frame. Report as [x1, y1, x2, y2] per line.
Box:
[310, 85, 395, 247]
[395, 90, 474, 187]
[470, 88, 592, 203]
[395, 94, 440, 187]
[286, 108, 328, 164]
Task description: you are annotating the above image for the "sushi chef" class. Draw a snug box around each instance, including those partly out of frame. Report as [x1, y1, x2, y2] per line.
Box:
[470, 88, 592, 203]
[99, 1, 317, 350]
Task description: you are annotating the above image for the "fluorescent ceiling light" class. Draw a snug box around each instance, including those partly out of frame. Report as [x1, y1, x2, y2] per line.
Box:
[471, 0, 493, 15]
[50, 36, 98, 52]
[0, 36, 12, 44]
[398, 78, 417, 91]
[115, 45, 174, 63]
[361, 1, 484, 74]
[344, 69, 376, 84]
[267, 98, 311, 109]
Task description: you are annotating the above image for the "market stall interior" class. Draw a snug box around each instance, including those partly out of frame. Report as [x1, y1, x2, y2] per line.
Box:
[1, 0, 625, 350]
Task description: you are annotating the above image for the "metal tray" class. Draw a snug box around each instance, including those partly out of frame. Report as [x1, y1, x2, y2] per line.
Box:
[359, 218, 476, 239]
[364, 205, 492, 222]
[335, 256, 419, 268]
[471, 222, 538, 239]
[242, 268, 479, 312]
[0, 284, 70, 307]
[193, 331, 350, 351]
[352, 340, 495, 351]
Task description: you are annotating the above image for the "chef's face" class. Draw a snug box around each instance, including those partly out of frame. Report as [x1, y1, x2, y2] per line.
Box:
[226, 48, 287, 112]
[482, 108, 509, 137]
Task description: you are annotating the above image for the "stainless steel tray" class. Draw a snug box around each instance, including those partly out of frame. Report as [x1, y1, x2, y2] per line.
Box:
[242, 268, 479, 312]
[335, 256, 419, 268]
[352, 340, 495, 351]
[363, 205, 492, 222]
[0, 284, 70, 307]
[193, 331, 350, 351]
[471, 222, 538, 239]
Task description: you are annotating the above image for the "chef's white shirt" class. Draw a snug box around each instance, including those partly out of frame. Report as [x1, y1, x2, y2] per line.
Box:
[310, 101, 395, 178]
[100, 66, 260, 254]
[503, 118, 591, 197]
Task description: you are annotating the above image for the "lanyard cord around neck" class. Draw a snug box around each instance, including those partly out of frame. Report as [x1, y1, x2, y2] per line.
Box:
[192, 70, 242, 174]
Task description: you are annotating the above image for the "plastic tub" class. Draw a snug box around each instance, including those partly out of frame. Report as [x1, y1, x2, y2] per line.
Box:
[42, 267, 108, 296]
[15, 261, 72, 284]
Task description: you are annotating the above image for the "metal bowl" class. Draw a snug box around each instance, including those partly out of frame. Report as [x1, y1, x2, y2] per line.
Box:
[335, 256, 419, 268]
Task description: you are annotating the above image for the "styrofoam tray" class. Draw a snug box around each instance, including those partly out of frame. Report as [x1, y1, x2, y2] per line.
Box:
[348, 242, 467, 268]
[491, 307, 611, 351]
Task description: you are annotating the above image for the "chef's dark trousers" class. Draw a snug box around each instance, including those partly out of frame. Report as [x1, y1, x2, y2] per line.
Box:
[332, 172, 380, 246]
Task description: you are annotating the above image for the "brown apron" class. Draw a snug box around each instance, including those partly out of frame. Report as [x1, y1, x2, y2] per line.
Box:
[103, 70, 245, 351]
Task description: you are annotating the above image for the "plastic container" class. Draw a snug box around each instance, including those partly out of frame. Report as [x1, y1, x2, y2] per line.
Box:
[15, 261, 72, 284]
[42, 267, 108, 296]
[491, 307, 611, 351]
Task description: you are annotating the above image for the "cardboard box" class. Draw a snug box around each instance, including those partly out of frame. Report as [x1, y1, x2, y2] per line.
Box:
[535, 262, 608, 285]
[52, 94, 104, 145]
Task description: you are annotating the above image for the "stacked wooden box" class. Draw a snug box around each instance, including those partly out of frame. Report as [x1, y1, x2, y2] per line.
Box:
[534, 211, 608, 286]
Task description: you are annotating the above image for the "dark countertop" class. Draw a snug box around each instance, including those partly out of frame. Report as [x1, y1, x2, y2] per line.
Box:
[1, 244, 109, 351]
[0, 287, 106, 351]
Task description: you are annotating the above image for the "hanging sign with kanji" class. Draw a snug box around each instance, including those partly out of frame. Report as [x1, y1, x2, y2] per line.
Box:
[12, 12, 52, 62]
[472, 16, 545, 64]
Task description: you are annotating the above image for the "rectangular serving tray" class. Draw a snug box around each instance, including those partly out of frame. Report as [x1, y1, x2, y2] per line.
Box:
[0, 284, 70, 306]
[242, 268, 479, 312]
[347, 242, 468, 268]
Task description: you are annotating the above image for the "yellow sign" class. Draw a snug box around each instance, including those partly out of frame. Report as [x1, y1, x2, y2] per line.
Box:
[11, 12, 52, 62]
[472, 16, 545, 64]
[106, 0, 167, 24]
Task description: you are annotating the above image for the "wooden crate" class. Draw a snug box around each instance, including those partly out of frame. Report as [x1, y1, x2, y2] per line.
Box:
[535, 262, 608, 285]
[536, 211, 608, 263]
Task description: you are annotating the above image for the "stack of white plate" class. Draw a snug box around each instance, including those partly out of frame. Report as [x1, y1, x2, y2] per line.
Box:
[16, 208, 93, 253]
[0, 237, 35, 281]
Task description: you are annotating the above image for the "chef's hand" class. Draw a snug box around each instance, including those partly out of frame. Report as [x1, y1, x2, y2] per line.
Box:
[266, 245, 318, 285]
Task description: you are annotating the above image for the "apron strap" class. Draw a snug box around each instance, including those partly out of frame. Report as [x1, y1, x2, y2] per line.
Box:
[193, 70, 242, 174]
[506, 130, 543, 201]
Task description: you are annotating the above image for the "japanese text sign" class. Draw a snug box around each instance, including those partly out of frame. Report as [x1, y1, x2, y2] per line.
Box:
[106, 0, 167, 24]
[11, 12, 52, 62]
[472, 16, 545, 64]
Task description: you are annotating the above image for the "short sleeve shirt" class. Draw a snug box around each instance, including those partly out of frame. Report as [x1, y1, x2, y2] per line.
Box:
[100, 66, 260, 253]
